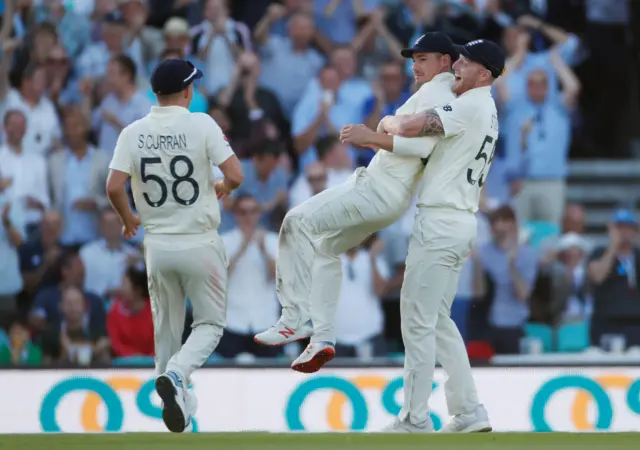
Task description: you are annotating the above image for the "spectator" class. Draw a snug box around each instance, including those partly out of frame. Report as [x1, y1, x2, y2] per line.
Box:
[217, 194, 280, 358]
[497, 15, 580, 107]
[361, 59, 410, 165]
[503, 49, 581, 226]
[0, 62, 62, 156]
[0, 110, 50, 233]
[145, 48, 208, 113]
[80, 209, 140, 300]
[191, 0, 252, 96]
[0, 198, 26, 321]
[472, 205, 538, 354]
[20, 211, 64, 297]
[76, 11, 129, 81]
[292, 46, 372, 167]
[539, 203, 590, 265]
[290, 162, 327, 208]
[159, 17, 205, 78]
[227, 143, 289, 232]
[0, 320, 42, 366]
[312, 0, 379, 47]
[335, 237, 389, 358]
[36, 0, 91, 59]
[107, 262, 154, 358]
[351, 9, 405, 81]
[93, 54, 152, 155]
[587, 209, 640, 348]
[215, 51, 289, 146]
[254, 0, 312, 38]
[45, 44, 83, 108]
[289, 134, 353, 207]
[533, 233, 592, 326]
[50, 107, 110, 247]
[255, 11, 325, 117]
[117, 0, 164, 76]
[29, 250, 106, 334]
[41, 285, 110, 366]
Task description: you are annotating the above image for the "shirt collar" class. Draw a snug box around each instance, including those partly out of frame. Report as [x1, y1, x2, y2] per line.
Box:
[149, 105, 190, 116]
[458, 85, 493, 99]
[432, 72, 455, 83]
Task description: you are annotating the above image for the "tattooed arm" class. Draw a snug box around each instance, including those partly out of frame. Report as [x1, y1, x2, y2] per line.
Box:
[382, 109, 445, 138]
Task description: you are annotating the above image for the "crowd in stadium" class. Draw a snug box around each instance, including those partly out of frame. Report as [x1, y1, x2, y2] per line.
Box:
[0, 0, 638, 366]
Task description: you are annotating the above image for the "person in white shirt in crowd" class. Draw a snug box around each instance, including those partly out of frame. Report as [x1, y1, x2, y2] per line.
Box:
[80, 208, 140, 301]
[191, 0, 252, 96]
[0, 63, 62, 156]
[0, 110, 50, 235]
[217, 194, 281, 359]
[49, 107, 110, 247]
[335, 236, 389, 358]
[289, 135, 353, 208]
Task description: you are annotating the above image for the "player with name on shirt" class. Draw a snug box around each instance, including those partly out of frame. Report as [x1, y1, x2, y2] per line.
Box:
[105, 59, 243, 433]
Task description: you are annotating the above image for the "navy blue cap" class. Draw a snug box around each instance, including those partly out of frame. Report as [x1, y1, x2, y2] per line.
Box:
[612, 209, 638, 226]
[150, 59, 203, 96]
[401, 32, 459, 61]
[455, 39, 506, 78]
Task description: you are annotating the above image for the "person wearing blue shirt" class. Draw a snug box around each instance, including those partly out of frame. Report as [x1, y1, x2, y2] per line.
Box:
[360, 60, 410, 166]
[312, 0, 381, 46]
[500, 49, 581, 227]
[292, 47, 372, 169]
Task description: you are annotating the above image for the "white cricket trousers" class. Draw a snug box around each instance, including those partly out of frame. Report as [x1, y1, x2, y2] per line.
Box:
[277, 167, 412, 343]
[398, 207, 480, 425]
[144, 231, 228, 383]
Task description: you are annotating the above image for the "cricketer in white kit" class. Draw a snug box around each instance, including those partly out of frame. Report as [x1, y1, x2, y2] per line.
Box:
[254, 32, 459, 373]
[373, 39, 507, 434]
[106, 59, 243, 433]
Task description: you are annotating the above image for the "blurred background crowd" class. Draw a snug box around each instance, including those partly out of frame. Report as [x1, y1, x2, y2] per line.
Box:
[0, 0, 639, 367]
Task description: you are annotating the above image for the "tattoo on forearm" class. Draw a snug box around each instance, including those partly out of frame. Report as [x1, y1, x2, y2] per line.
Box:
[418, 109, 445, 137]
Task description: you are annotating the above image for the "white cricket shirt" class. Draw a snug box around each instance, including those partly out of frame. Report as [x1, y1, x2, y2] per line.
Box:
[417, 86, 499, 213]
[109, 106, 235, 234]
[366, 72, 455, 191]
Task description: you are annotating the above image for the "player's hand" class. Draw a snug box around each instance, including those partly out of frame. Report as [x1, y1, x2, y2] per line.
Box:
[121, 214, 141, 240]
[214, 179, 233, 200]
[340, 124, 373, 147]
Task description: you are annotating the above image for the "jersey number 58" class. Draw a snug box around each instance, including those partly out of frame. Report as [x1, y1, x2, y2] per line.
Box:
[140, 156, 200, 207]
[466, 135, 496, 188]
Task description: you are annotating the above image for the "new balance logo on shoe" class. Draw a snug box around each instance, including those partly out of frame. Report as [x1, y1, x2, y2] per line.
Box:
[278, 327, 295, 338]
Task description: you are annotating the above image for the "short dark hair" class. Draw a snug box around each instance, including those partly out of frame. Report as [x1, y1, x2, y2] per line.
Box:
[316, 134, 339, 161]
[254, 140, 282, 159]
[111, 54, 137, 82]
[126, 261, 149, 298]
[488, 205, 517, 224]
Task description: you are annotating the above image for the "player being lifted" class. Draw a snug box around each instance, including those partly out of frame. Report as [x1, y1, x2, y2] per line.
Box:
[254, 33, 458, 373]
[373, 39, 505, 433]
[106, 59, 243, 433]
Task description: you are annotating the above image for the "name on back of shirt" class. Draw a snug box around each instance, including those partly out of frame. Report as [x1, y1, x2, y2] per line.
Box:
[138, 134, 187, 150]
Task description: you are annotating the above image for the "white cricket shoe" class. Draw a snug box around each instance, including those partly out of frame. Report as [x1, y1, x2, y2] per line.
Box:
[379, 418, 434, 433]
[439, 405, 492, 433]
[254, 321, 313, 347]
[291, 342, 335, 374]
[155, 371, 188, 433]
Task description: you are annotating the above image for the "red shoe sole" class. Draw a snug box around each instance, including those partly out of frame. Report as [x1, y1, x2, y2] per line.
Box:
[291, 347, 336, 374]
[253, 336, 308, 347]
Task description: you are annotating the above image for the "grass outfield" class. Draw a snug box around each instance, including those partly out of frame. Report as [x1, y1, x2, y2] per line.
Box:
[1, 433, 639, 450]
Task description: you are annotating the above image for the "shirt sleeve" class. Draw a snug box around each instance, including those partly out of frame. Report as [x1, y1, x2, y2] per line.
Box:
[204, 115, 235, 166]
[434, 95, 476, 139]
[109, 127, 132, 174]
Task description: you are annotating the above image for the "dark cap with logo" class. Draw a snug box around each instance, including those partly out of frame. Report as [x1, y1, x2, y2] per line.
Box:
[150, 59, 203, 96]
[455, 39, 506, 78]
[400, 32, 459, 61]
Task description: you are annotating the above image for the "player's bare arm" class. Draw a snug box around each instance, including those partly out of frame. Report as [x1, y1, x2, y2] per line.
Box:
[215, 155, 244, 199]
[384, 109, 445, 138]
[340, 124, 393, 152]
[105, 169, 140, 239]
